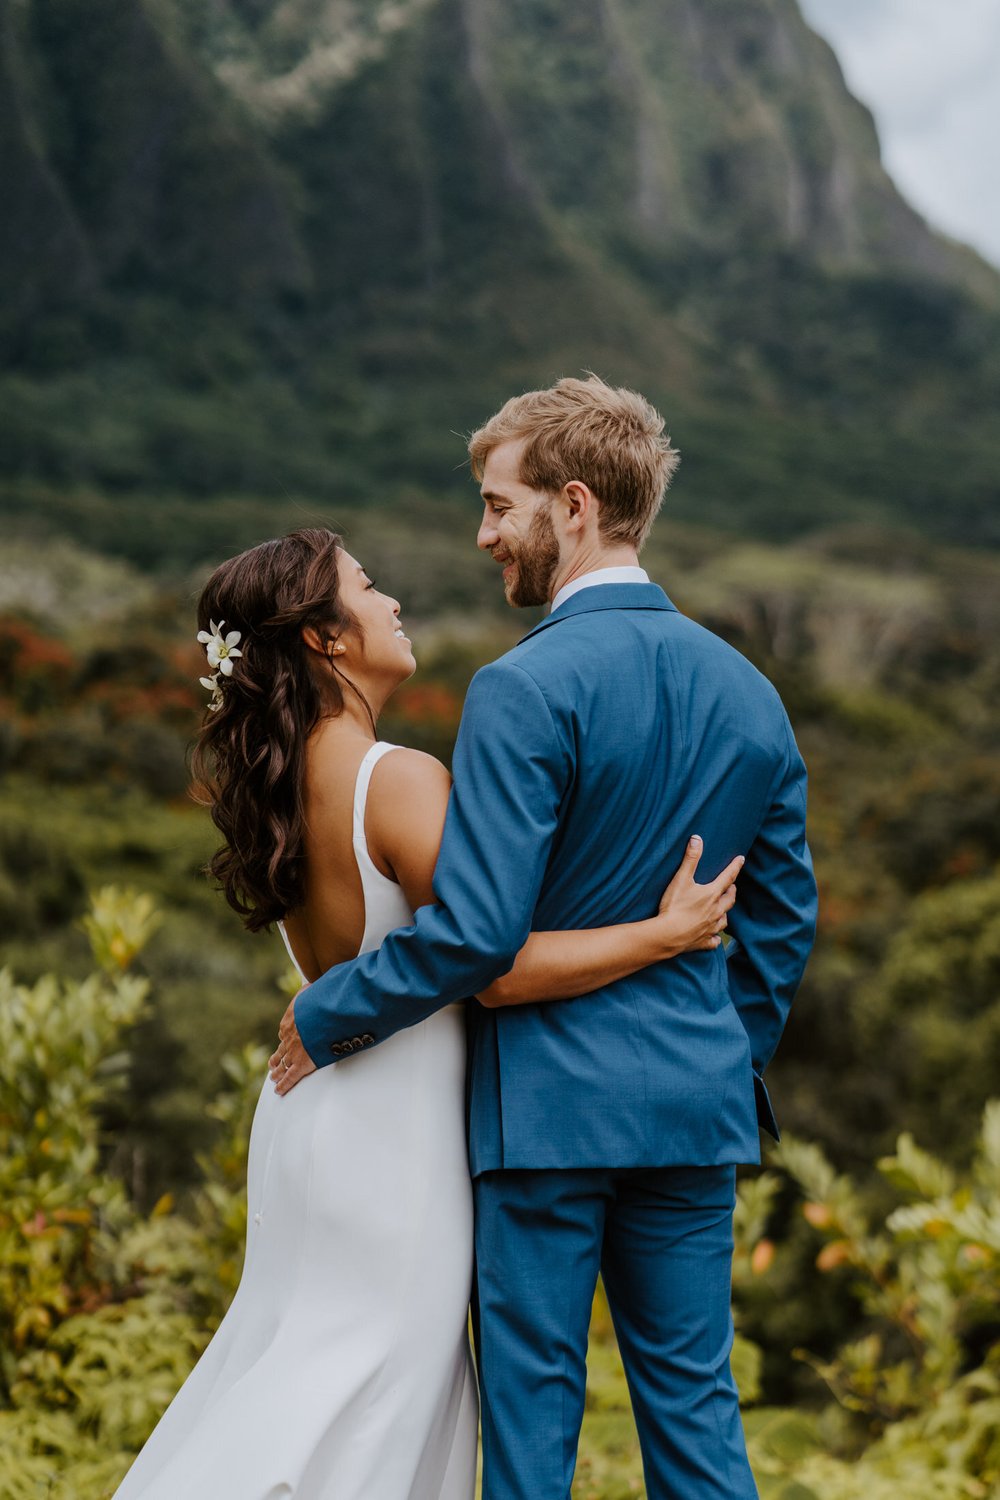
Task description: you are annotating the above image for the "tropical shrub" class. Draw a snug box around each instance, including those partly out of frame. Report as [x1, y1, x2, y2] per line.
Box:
[735, 1119, 1000, 1499]
[0, 887, 265, 1499]
[1, 896, 998, 1497]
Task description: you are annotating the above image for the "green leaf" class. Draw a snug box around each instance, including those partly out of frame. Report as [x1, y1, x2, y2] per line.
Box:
[878, 1133, 955, 1199]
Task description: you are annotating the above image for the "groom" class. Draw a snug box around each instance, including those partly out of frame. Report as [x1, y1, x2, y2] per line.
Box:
[276, 375, 817, 1499]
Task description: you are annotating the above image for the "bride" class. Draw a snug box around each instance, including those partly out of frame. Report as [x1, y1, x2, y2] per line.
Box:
[112, 526, 741, 1500]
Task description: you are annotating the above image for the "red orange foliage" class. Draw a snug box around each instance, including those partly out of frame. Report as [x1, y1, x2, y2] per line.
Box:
[0, 616, 75, 687]
[392, 682, 462, 726]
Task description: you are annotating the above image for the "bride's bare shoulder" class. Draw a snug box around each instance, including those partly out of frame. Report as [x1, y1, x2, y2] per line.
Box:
[371, 747, 451, 809]
[365, 749, 452, 890]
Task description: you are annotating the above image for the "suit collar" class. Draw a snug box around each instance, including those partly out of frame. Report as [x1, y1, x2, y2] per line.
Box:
[518, 582, 678, 644]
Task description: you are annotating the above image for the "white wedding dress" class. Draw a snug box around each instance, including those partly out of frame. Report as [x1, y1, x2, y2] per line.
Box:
[114, 742, 479, 1500]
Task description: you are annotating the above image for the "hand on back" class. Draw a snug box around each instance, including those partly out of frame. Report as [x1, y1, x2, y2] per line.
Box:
[656, 838, 743, 955]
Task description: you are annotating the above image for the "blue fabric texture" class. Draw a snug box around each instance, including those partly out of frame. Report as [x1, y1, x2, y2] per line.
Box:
[473, 1164, 758, 1500]
[295, 582, 818, 1172]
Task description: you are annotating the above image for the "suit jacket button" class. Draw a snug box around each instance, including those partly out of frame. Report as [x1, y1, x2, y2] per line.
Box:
[350, 1036, 363, 1049]
[361, 1034, 374, 1046]
[330, 1041, 344, 1056]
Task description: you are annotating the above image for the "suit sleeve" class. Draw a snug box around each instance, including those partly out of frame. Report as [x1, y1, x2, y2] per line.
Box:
[295, 660, 570, 1067]
[724, 714, 817, 1081]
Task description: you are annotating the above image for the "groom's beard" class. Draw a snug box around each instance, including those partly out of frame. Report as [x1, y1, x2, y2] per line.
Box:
[504, 504, 560, 608]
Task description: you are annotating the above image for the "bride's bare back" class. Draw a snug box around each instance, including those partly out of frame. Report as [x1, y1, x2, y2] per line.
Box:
[280, 723, 451, 981]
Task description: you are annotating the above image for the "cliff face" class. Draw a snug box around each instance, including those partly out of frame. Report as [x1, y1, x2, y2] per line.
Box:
[5, 0, 994, 326]
[1, 0, 998, 547]
[1, 0, 308, 321]
[180, 0, 992, 291]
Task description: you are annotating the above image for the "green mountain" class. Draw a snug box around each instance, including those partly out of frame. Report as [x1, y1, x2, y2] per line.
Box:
[2, 0, 999, 566]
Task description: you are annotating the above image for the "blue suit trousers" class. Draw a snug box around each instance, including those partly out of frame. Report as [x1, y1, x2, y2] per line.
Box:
[473, 1165, 758, 1500]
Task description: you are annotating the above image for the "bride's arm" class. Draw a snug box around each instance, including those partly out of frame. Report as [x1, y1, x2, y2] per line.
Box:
[366, 749, 743, 1011]
[479, 838, 741, 1007]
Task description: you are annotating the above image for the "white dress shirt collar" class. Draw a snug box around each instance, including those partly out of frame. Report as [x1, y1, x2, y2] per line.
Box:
[550, 565, 650, 614]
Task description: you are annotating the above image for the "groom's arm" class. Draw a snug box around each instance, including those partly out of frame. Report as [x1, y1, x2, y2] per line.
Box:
[724, 715, 817, 1081]
[292, 659, 569, 1069]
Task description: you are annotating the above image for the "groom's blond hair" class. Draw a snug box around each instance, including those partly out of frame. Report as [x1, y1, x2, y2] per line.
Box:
[468, 374, 679, 548]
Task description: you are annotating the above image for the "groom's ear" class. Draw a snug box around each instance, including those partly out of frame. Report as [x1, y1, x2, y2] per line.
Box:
[562, 479, 597, 533]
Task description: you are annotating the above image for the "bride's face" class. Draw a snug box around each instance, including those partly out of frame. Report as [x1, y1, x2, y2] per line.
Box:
[334, 551, 416, 689]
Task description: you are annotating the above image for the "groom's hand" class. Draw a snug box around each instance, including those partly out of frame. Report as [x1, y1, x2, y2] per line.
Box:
[269, 990, 317, 1095]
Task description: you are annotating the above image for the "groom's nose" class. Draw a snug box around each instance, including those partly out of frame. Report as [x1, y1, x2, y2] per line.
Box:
[478, 511, 499, 550]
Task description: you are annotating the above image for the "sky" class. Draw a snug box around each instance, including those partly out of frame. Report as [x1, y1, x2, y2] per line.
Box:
[798, 0, 1000, 267]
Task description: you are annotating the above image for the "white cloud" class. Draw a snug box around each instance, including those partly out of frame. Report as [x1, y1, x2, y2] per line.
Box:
[799, 0, 1000, 265]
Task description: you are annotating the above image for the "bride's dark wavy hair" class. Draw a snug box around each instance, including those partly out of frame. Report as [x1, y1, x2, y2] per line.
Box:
[191, 527, 366, 933]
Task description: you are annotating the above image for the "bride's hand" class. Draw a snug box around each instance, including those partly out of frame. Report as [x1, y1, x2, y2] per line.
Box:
[656, 837, 744, 955]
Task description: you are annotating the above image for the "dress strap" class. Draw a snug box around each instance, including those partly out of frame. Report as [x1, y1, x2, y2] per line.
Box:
[352, 742, 403, 860]
[277, 919, 307, 982]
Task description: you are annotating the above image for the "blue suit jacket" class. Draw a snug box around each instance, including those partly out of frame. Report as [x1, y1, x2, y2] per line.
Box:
[296, 583, 817, 1174]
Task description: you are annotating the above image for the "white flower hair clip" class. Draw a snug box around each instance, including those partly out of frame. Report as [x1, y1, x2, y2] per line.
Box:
[197, 619, 243, 711]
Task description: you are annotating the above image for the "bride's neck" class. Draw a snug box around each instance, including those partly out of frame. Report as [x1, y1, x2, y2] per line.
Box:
[314, 667, 392, 738]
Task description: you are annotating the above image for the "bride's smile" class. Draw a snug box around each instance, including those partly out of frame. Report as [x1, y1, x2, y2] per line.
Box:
[331, 553, 416, 690]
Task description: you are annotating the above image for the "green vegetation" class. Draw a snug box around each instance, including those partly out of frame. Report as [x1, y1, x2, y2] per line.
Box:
[0, 889, 265, 1499]
[2, 893, 996, 1497]
[583, 1112, 1000, 1499]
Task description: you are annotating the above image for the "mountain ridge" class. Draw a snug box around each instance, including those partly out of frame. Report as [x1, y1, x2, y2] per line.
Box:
[175, 0, 997, 295]
[1, 0, 998, 556]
